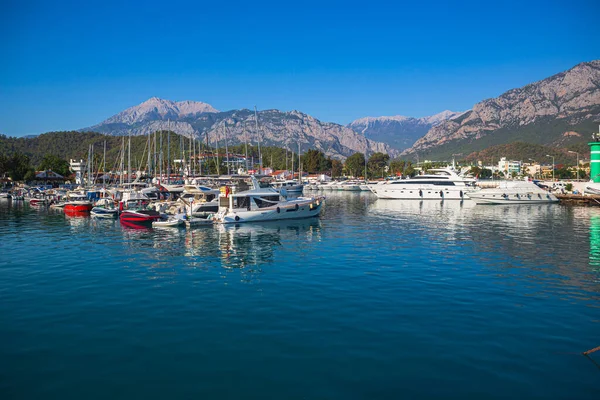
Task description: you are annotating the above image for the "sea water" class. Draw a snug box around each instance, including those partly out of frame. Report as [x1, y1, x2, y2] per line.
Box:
[0, 193, 599, 399]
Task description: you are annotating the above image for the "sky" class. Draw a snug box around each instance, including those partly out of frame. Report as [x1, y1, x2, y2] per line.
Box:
[1, 0, 599, 136]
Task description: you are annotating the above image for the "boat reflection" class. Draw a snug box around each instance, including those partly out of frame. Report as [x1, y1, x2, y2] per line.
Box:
[215, 219, 322, 270]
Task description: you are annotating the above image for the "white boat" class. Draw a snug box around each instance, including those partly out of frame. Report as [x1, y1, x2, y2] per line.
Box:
[178, 184, 220, 217]
[466, 181, 558, 204]
[152, 218, 184, 228]
[368, 167, 477, 200]
[269, 180, 304, 197]
[584, 182, 600, 195]
[214, 176, 325, 224]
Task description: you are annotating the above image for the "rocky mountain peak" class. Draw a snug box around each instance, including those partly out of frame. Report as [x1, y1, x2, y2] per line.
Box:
[403, 59, 600, 155]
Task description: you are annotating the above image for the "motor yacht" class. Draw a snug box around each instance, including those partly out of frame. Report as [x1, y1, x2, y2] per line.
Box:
[214, 176, 325, 224]
[368, 167, 477, 200]
[466, 181, 558, 204]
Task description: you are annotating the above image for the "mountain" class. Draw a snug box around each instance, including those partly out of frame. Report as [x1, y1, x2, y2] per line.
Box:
[402, 60, 600, 159]
[348, 111, 463, 151]
[82, 98, 397, 159]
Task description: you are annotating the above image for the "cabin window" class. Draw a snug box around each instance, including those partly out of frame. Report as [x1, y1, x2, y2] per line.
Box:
[254, 196, 280, 208]
[233, 197, 250, 209]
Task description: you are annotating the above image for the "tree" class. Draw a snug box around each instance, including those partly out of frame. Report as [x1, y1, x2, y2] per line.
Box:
[367, 152, 390, 178]
[37, 154, 71, 177]
[301, 149, 328, 173]
[331, 159, 343, 178]
[7, 152, 32, 181]
[344, 153, 365, 178]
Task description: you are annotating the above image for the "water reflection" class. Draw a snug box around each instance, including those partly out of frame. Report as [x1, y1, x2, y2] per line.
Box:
[590, 214, 600, 271]
[215, 219, 322, 269]
[368, 197, 600, 298]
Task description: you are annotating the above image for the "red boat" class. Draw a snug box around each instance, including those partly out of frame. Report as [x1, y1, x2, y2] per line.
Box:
[119, 209, 161, 225]
[63, 201, 93, 213]
[29, 198, 48, 206]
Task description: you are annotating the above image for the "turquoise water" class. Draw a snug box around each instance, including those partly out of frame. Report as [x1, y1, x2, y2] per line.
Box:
[1, 194, 599, 399]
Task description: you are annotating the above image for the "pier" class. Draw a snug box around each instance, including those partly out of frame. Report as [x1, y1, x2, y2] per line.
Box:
[555, 194, 600, 205]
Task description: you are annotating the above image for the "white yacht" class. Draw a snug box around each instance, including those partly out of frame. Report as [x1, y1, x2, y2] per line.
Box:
[466, 181, 558, 204]
[214, 176, 325, 224]
[368, 167, 477, 200]
[178, 184, 220, 218]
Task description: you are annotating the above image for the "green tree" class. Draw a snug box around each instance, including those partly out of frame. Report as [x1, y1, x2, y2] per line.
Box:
[331, 159, 343, 178]
[367, 152, 390, 178]
[38, 154, 71, 177]
[7, 152, 32, 181]
[344, 153, 365, 178]
[301, 149, 328, 173]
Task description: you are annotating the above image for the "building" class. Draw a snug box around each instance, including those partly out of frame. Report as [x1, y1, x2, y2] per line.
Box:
[498, 157, 521, 176]
[69, 159, 86, 185]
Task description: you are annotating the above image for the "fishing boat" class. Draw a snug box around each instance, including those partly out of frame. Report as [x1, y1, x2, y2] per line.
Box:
[213, 176, 325, 224]
[368, 167, 477, 200]
[466, 181, 558, 205]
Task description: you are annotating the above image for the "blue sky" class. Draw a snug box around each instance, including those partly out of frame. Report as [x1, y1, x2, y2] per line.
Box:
[1, 0, 598, 136]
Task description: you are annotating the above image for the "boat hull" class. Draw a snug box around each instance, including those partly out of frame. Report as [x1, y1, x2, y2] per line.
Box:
[216, 198, 324, 224]
[64, 202, 93, 213]
[91, 207, 118, 218]
[120, 210, 161, 225]
[369, 186, 473, 200]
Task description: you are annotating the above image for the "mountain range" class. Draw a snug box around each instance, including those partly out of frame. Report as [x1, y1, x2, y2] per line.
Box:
[79, 60, 600, 161]
[347, 110, 464, 152]
[402, 60, 600, 159]
[83, 98, 395, 159]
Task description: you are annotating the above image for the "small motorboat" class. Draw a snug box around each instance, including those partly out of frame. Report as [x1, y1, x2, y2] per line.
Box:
[152, 218, 184, 228]
[91, 207, 119, 218]
[63, 201, 94, 213]
[119, 209, 161, 225]
[29, 198, 48, 206]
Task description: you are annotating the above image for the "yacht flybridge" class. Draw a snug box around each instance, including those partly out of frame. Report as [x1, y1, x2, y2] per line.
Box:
[368, 167, 477, 200]
[214, 176, 325, 224]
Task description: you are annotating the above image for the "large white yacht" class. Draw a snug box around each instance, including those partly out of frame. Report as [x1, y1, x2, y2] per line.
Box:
[466, 181, 559, 205]
[368, 167, 477, 200]
[214, 176, 325, 224]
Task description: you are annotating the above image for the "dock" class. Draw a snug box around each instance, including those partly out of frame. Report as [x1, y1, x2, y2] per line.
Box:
[555, 194, 600, 205]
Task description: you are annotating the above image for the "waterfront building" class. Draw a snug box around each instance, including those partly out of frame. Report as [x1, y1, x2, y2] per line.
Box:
[69, 159, 86, 185]
[498, 157, 521, 176]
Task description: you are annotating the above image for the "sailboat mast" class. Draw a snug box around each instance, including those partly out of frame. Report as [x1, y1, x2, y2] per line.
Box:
[159, 130, 163, 182]
[254, 106, 262, 174]
[103, 140, 106, 187]
[128, 133, 131, 184]
[167, 120, 171, 184]
[298, 142, 301, 184]
[243, 122, 249, 174]
[224, 124, 230, 175]
[120, 136, 124, 185]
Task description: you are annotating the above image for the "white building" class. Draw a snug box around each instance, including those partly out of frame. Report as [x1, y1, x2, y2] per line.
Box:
[69, 159, 86, 185]
[498, 157, 521, 175]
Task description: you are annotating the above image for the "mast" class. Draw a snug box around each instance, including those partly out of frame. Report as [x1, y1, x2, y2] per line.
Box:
[298, 141, 301, 184]
[254, 106, 262, 174]
[147, 130, 152, 178]
[128, 132, 131, 184]
[167, 120, 171, 184]
[103, 140, 106, 187]
[243, 122, 249, 174]
[159, 130, 163, 183]
[120, 136, 124, 185]
[189, 133, 192, 177]
[224, 124, 230, 175]
[214, 126, 221, 176]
